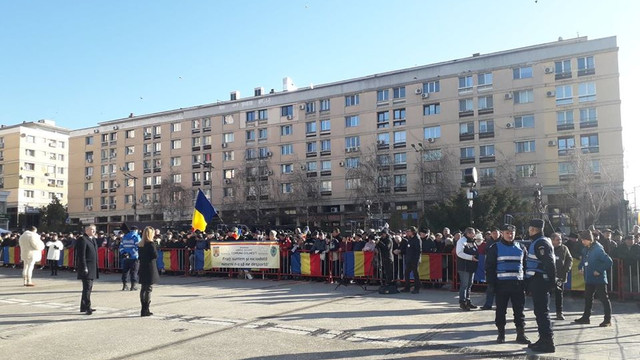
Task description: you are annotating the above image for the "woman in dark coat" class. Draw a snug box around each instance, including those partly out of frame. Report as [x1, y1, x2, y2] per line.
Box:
[138, 226, 160, 316]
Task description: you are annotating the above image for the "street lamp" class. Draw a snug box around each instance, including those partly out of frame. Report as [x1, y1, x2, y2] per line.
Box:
[463, 167, 478, 225]
[364, 199, 372, 229]
[411, 143, 428, 220]
[122, 171, 138, 222]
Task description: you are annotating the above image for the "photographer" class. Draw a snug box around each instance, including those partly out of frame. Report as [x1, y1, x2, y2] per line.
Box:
[45, 234, 64, 276]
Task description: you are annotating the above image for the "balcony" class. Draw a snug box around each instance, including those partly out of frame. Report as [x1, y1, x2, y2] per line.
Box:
[459, 133, 474, 141]
[578, 68, 595, 76]
[478, 131, 494, 139]
[479, 156, 495, 163]
[460, 157, 475, 165]
[581, 146, 599, 154]
[393, 142, 406, 149]
[580, 120, 598, 129]
[393, 164, 407, 170]
[306, 152, 317, 158]
[478, 107, 493, 115]
[320, 170, 331, 176]
[394, 186, 407, 192]
[557, 123, 574, 131]
[306, 172, 318, 178]
[458, 110, 474, 118]
[555, 71, 572, 80]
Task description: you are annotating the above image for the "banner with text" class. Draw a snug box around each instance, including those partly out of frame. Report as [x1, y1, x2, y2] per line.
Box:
[210, 241, 280, 269]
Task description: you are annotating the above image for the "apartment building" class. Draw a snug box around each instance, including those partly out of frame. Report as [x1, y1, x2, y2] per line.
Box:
[67, 36, 623, 230]
[0, 120, 70, 229]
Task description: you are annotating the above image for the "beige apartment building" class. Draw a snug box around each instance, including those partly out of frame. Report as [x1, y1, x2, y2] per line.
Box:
[67, 36, 623, 231]
[0, 120, 70, 229]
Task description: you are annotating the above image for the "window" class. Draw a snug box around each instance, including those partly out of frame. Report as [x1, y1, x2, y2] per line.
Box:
[394, 174, 407, 187]
[320, 139, 331, 152]
[590, 159, 601, 174]
[320, 119, 330, 132]
[345, 157, 359, 168]
[246, 111, 256, 122]
[24, 162, 35, 171]
[306, 121, 317, 134]
[460, 147, 475, 159]
[281, 144, 293, 155]
[346, 178, 361, 189]
[423, 80, 440, 94]
[24, 190, 34, 198]
[458, 75, 473, 91]
[320, 99, 330, 111]
[580, 134, 599, 153]
[459, 121, 474, 135]
[223, 115, 234, 125]
[320, 181, 332, 192]
[246, 130, 256, 142]
[125, 129, 135, 139]
[306, 161, 317, 171]
[459, 98, 473, 112]
[424, 126, 441, 139]
[280, 125, 293, 136]
[281, 105, 293, 117]
[191, 138, 201, 148]
[393, 87, 405, 99]
[377, 111, 389, 128]
[202, 135, 212, 146]
[578, 56, 595, 75]
[558, 136, 576, 155]
[515, 140, 535, 153]
[223, 151, 234, 162]
[86, 136, 93, 145]
[305, 102, 316, 113]
[281, 164, 293, 174]
[480, 145, 495, 157]
[25, 149, 35, 156]
[378, 175, 391, 188]
[259, 147, 270, 158]
[23, 176, 34, 185]
[478, 95, 493, 111]
[306, 142, 317, 153]
[556, 85, 573, 105]
[513, 66, 533, 79]
[345, 94, 359, 107]
[258, 109, 268, 120]
[170, 157, 181, 167]
[258, 128, 268, 140]
[514, 114, 534, 128]
[154, 125, 162, 136]
[555, 59, 572, 76]
[169, 122, 181, 133]
[556, 110, 574, 127]
[223, 187, 234, 198]
[377, 154, 391, 166]
[26, 135, 35, 143]
[580, 108, 597, 126]
[516, 164, 536, 177]
[423, 149, 442, 161]
[578, 82, 596, 102]
[345, 115, 359, 128]
[514, 89, 533, 104]
[281, 183, 293, 194]
[558, 162, 575, 176]
[423, 103, 440, 115]
[342, 136, 359, 151]
[85, 167, 93, 176]
[394, 152, 407, 165]
[321, 160, 331, 171]
[393, 108, 406, 126]
[477, 73, 493, 89]
[478, 120, 494, 134]
[125, 146, 134, 155]
[223, 133, 234, 143]
[393, 131, 406, 146]
[124, 161, 134, 171]
[223, 169, 235, 179]
[377, 89, 389, 102]
[245, 148, 257, 160]
[171, 140, 181, 149]
[377, 133, 390, 145]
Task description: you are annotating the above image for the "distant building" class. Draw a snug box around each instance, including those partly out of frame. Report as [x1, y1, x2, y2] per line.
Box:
[67, 36, 623, 231]
[0, 120, 70, 229]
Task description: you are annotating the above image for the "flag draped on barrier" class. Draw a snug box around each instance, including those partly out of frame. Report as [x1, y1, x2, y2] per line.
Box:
[194, 249, 215, 271]
[158, 249, 179, 271]
[3, 247, 20, 264]
[418, 253, 444, 280]
[565, 259, 585, 291]
[344, 251, 374, 277]
[291, 252, 322, 276]
[57, 248, 75, 267]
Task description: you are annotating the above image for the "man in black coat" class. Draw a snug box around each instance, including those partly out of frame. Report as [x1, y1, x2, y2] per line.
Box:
[76, 224, 99, 315]
[402, 226, 422, 294]
[376, 229, 395, 289]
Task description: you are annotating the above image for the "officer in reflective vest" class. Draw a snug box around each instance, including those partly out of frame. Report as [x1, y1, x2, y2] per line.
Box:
[485, 224, 530, 345]
[525, 219, 557, 353]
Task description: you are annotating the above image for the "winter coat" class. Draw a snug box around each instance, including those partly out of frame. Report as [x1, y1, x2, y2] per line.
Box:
[138, 242, 160, 285]
[18, 230, 44, 263]
[46, 240, 64, 261]
[76, 234, 99, 280]
[579, 241, 613, 285]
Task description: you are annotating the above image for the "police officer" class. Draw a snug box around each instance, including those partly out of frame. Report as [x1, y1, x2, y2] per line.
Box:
[119, 226, 141, 291]
[485, 224, 530, 344]
[525, 219, 556, 353]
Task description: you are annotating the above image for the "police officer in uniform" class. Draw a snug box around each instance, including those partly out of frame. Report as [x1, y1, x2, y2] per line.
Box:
[119, 226, 141, 291]
[525, 219, 556, 353]
[485, 224, 530, 344]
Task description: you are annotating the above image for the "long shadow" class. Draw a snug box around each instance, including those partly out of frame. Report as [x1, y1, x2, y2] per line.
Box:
[0, 315, 136, 326]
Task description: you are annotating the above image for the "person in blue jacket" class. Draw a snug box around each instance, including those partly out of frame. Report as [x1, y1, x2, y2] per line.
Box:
[574, 229, 613, 327]
[119, 226, 141, 291]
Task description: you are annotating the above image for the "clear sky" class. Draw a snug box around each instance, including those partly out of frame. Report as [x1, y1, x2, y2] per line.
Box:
[1, 0, 639, 199]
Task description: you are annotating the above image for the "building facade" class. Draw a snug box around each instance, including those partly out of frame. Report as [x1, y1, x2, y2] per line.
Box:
[0, 120, 70, 229]
[67, 36, 623, 231]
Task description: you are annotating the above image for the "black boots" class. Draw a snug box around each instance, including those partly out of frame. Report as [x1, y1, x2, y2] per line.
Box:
[130, 282, 138, 291]
[140, 289, 152, 317]
[460, 302, 470, 311]
[466, 300, 478, 309]
[529, 336, 555, 353]
[496, 329, 505, 344]
[516, 327, 531, 344]
[122, 282, 128, 291]
[556, 312, 565, 320]
[599, 317, 612, 327]
[574, 316, 590, 324]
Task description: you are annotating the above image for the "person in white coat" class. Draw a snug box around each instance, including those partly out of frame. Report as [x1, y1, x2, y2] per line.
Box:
[45, 234, 64, 276]
[19, 226, 44, 286]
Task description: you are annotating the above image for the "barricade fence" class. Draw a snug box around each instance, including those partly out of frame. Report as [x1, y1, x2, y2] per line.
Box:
[2, 245, 639, 298]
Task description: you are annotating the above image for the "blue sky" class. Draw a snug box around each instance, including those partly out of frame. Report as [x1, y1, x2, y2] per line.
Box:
[1, 0, 639, 197]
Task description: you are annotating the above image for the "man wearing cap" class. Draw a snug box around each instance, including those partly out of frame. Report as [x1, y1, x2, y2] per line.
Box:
[485, 224, 530, 344]
[525, 219, 557, 353]
[419, 228, 436, 253]
[402, 226, 422, 294]
[551, 232, 572, 320]
[480, 227, 502, 310]
[598, 228, 617, 256]
[119, 226, 140, 291]
[575, 230, 613, 327]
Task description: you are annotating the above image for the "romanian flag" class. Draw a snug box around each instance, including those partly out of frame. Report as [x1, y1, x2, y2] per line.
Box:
[565, 259, 586, 291]
[158, 249, 179, 271]
[97, 247, 106, 269]
[291, 252, 322, 276]
[191, 189, 218, 232]
[6, 247, 20, 264]
[194, 249, 214, 271]
[344, 251, 374, 277]
[418, 253, 443, 280]
[63, 248, 74, 267]
[2, 247, 9, 264]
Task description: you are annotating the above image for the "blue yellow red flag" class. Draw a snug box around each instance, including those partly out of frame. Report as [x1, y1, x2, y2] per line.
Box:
[191, 189, 218, 232]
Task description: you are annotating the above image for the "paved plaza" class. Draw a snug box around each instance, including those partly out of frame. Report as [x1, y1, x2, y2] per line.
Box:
[0, 267, 638, 360]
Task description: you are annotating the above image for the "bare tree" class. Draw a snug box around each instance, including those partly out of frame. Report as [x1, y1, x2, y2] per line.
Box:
[152, 174, 193, 227]
[412, 146, 460, 207]
[286, 162, 323, 227]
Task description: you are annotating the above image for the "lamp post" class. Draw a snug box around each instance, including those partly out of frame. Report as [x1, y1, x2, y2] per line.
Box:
[463, 167, 478, 225]
[122, 171, 138, 222]
[365, 199, 372, 229]
[411, 143, 427, 221]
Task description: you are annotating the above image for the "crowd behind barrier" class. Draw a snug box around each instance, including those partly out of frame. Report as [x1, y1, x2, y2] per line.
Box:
[2, 226, 640, 300]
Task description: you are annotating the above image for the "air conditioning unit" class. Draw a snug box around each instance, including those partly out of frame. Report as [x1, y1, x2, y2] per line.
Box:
[113, 125, 119, 130]
[300, 165, 306, 170]
[339, 161, 345, 167]
[93, 129, 100, 133]
[119, 166, 126, 171]
[504, 93, 513, 100]
[266, 151, 273, 157]
[224, 179, 231, 184]
[44, 173, 50, 176]
[114, 183, 120, 188]
[222, 143, 228, 148]
[548, 140, 557, 147]
[85, 175, 92, 180]
[414, 88, 422, 95]
[299, 104, 306, 110]
[546, 90, 556, 97]
[87, 158, 93, 163]
[506, 123, 513, 129]
[286, 115, 293, 120]
[545, 67, 554, 74]
[421, 93, 429, 99]
[110, 204, 116, 209]
[427, 137, 435, 143]
[86, 205, 92, 211]
[330, 207, 339, 213]
[48, 143, 56, 147]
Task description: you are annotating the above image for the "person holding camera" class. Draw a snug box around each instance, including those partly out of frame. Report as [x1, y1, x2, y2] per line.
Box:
[76, 224, 99, 315]
[119, 226, 141, 291]
[45, 234, 64, 276]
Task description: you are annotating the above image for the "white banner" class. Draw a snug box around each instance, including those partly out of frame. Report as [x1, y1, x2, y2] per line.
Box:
[210, 241, 280, 269]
